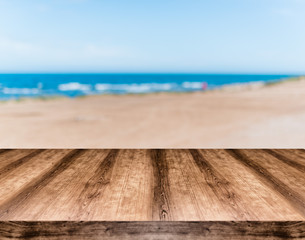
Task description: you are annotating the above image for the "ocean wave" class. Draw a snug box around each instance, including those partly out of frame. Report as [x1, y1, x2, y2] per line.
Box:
[1, 87, 40, 95]
[56, 81, 206, 94]
[95, 83, 174, 93]
[182, 82, 204, 89]
[58, 82, 91, 92]
[0, 81, 207, 98]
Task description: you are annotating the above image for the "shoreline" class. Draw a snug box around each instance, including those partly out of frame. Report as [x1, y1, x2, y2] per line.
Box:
[0, 76, 303, 103]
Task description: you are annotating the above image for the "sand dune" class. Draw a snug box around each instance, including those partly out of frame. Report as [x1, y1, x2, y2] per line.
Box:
[0, 79, 304, 148]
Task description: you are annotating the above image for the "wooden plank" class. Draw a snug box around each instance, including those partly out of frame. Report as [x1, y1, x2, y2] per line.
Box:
[0, 150, 109, 220]
[0, 221, 304, 240]
[226, 149, 305, 218]
[262, 149, 305, 173]
[0, 149, 37, 170]
[0, 150, 44, 179]
[166, 149, 255, 220]
[0, 149, 72, 207]
[150, 149, 172, 220]
[198, 149, 304, 220]
[265, 149, 305, 170]
[69, 149, 153, 221]
[0, 150, 85, 219]
[110, 149, 152, 221]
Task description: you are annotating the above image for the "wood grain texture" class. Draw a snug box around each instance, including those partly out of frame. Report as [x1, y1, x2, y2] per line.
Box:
[0, 221, 304, 240]
[0, 150, 44, 180]
[226, 149, 305, 217]
[262, 149, 305, 173]
[0, 149, 305, 239]
[149, 149, 172, 221]
[0, 149, 304, 221]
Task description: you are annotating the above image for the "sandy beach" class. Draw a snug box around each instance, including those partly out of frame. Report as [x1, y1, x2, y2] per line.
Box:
[0, 78, 304, 148]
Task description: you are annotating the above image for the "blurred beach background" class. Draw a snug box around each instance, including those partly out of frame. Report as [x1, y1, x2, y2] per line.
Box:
[0, 0, 304, 148]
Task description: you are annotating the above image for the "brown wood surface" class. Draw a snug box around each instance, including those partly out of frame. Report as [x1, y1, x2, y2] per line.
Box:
[0, 149, 305, 239]
[0, 221, 304, 240]
[0, 149, 305, 221]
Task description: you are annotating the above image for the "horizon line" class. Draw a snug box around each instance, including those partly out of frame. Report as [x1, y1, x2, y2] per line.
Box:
[0, 72, 302, 76]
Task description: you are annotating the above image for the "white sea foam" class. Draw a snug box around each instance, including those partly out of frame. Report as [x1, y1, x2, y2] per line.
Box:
[58, 82, 91, 92]
[55, 81, 206, 95]
[95, 83, 174, 93]
[182, 82, 203, 89]
[1, 81, 205, 96]
[2, 87, 40, 95]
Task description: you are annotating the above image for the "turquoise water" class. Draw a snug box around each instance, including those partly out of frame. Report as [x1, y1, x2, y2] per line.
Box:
[0, 74, 293, 99]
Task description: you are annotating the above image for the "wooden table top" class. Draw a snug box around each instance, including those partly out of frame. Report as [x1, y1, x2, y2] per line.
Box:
[0, 149, 304, 239]
[0, 148, 304, 221]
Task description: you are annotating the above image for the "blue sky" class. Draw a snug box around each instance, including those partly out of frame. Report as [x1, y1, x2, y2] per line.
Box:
[0, 0, 304, 73]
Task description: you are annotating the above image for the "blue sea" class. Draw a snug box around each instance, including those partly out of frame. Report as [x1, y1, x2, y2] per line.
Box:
[0, 74, 294, 100]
